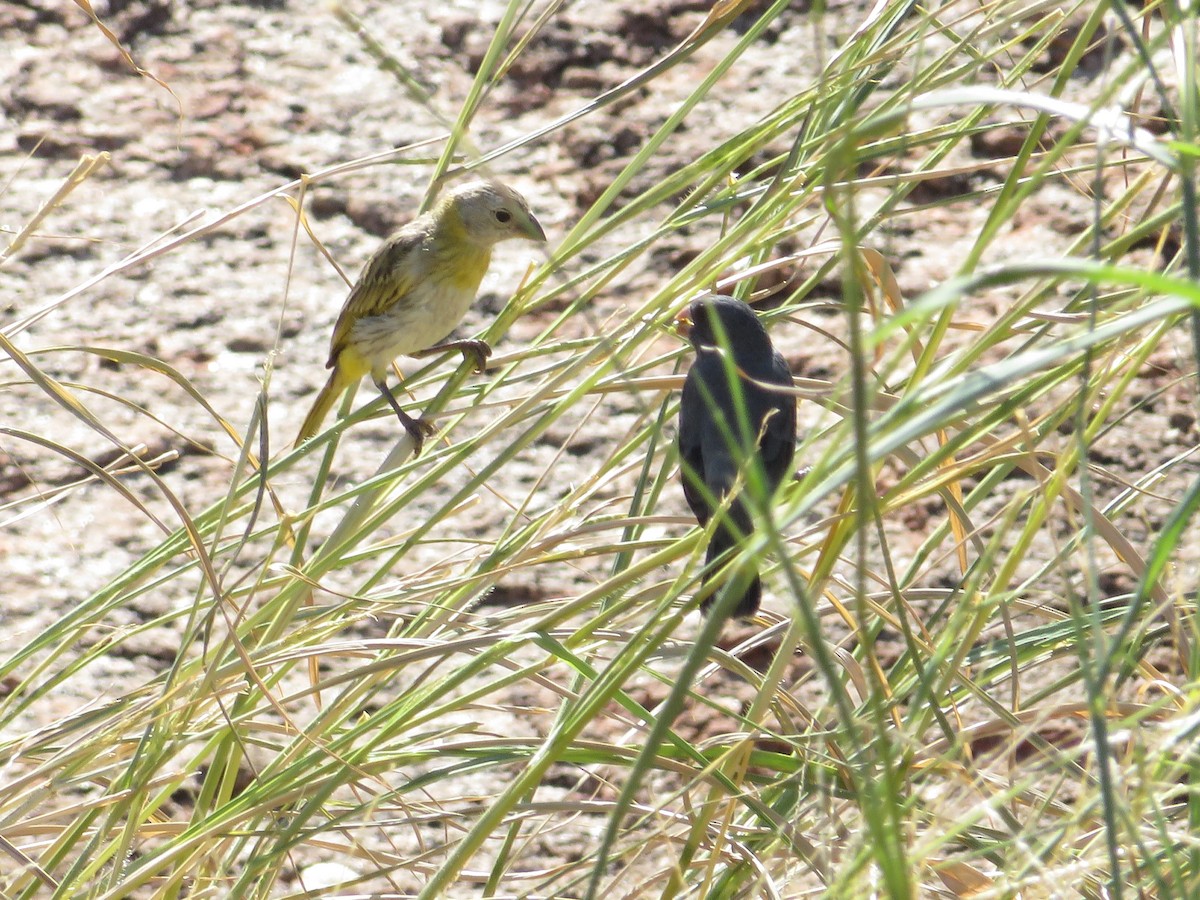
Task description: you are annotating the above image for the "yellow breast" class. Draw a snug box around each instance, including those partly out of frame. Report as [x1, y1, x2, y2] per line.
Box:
[435, 212, 493, 293]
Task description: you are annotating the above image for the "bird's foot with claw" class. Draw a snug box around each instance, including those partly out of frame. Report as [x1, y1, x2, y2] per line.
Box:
[457, 340, 492, 373]
[404, 418, 439, 456]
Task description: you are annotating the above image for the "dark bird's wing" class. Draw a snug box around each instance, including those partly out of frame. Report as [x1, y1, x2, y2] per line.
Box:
[678, 362, 714, 526]
[680, 352, 763, 617]
[755, 349, 797, 491]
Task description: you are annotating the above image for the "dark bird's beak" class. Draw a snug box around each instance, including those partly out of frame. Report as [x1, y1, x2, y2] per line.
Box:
[674, 307, 694, 340]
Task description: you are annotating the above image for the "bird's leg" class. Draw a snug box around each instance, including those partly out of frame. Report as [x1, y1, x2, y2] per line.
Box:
[412, 339, 493, 373]
[374, 377, 436, 455]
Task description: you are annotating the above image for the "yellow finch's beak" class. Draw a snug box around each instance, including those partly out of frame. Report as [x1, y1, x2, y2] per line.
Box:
[674, 307, 694, 340]
[519, 211, 547, 243]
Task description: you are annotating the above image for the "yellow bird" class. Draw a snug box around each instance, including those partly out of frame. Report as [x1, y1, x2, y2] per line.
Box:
[296, 179, 546, 452]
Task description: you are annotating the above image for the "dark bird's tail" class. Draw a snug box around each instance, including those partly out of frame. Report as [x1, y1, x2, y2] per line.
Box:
[700, 524, 761, 619]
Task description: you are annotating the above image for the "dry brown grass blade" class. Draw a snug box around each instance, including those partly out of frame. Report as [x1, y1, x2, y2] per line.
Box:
[0, 152, 108, 267]
[0, 331, 225, 613]
[685, 0, 760, 44]
[68, 345, 299, 558]
[933, 858, 994, 896]
[975, 431, 1169, 606]
[920, 700, 1170, 759]
[0, 833, 59, 890]
[71, 0, 181, 113]
[283, 193, 352, 287]
[860, 247, 972, 577]
[1, 428, 173, 534]
[5, 139, 446, 340]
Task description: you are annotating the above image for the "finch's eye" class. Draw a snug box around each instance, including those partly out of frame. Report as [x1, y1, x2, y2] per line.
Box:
[495, 209, 512, 224]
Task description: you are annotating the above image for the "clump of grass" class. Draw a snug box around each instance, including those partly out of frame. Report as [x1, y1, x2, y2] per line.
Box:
[2, 0, 1200, 897]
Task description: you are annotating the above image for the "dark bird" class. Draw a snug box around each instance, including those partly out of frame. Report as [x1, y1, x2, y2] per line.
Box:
[676, 294, 796, 618]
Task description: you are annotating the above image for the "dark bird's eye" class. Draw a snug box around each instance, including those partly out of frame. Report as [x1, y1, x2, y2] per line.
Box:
[495, 209, 512, 223]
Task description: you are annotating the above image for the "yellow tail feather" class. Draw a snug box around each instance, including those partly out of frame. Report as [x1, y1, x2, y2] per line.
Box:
[296, 369, 348, 446]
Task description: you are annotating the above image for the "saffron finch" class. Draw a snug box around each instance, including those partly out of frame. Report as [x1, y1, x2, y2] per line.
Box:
[296, 179, 545, 452]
